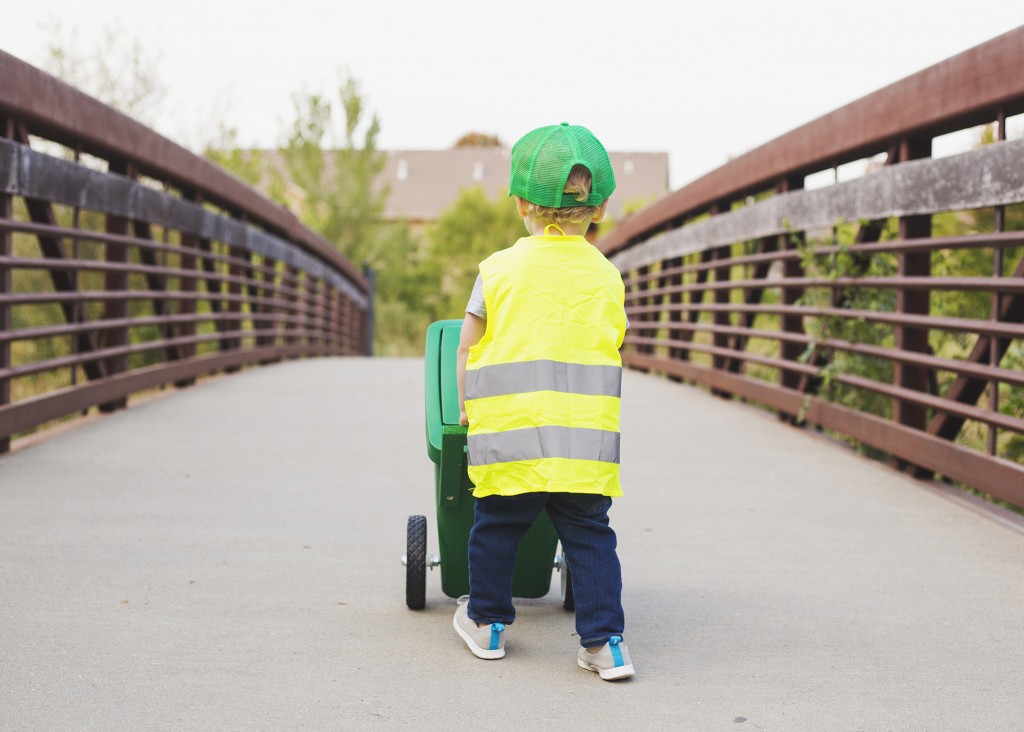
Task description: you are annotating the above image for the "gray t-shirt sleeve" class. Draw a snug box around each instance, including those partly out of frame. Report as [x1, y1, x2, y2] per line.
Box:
[466, 274, 486, 319]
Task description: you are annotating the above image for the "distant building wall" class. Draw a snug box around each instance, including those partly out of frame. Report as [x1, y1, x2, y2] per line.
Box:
[380, 148, 669, 226]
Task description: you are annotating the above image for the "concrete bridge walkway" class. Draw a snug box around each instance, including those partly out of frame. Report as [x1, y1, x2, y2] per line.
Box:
[1, 358, 1022, 730]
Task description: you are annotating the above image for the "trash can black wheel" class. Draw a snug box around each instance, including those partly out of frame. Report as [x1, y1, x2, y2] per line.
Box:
[406, 515, 428, 610]
[560, 559, 575, 612]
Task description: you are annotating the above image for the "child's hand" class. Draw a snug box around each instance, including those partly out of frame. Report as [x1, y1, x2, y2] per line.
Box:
[459, 410, 469, 426]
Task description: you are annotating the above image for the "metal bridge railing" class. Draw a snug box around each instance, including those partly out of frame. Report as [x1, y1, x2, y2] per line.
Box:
[599, 27, 1024, 507]
[0, 51, 372, 452]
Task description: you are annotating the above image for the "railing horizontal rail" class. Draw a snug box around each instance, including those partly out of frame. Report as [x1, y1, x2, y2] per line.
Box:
[0, 312, 330, 344]
[632, 325, 1024, 388]
[1, 290, 317, 308]
[1, 327, 343, 380]
[0, 258, 339, 307]
[626, 232, 1024, 285]
[626, 276, 1024, 297]
[830, 373, 1024, 432]
[625, 303, 1024, 340]
[626, 335, 817, 375]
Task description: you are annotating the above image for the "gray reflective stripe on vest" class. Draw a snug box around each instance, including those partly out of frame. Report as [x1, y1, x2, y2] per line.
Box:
[469, 426, 620, 466]
[466, 360, 621, 399]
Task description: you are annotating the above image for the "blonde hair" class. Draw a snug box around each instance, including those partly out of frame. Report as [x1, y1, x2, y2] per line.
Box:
[524, 164, 601, 225]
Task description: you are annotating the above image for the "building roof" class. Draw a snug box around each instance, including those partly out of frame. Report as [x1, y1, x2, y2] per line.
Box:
[379, 147, 669, 223]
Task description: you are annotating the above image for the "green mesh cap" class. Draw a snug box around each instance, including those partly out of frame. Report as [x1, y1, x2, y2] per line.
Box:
[509, 123, 616, 208]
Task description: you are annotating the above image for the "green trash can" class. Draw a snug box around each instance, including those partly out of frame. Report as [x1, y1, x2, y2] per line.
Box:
[404, 319, 572, 610]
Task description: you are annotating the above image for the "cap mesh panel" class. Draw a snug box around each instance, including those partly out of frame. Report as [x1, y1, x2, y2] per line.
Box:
[509, 124, 616, 208]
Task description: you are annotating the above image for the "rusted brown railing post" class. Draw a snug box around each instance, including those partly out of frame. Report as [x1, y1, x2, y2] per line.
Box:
[98, 160, 131, 413]
[654, 259, 671, 365]
[324, 287, 338, 353]
[892, 137, 933, 474]
[174, 190, 201, 388]
[256, 256, 277, 352]
[351, 293, 362, 356]
[340, 294, 353, 356]
[0, 159, 10, 454]
[356, 292, 366, 355]
[678, 250, 711, 365]
[133, 220, 177, 364]
[710, 202, 732, 384]
[777, 175, 805, 420]
[304, 273, 317, 351]
[664, 255, 684, 382]
[238, 248, 257, 353]
[196, 238, 226, 353]
[0, 114, 10, 453]
[296, 269, 310, 350]
[309, 275, 324, 352]
[635, 263, 652, 370]
[225, 244, 245, 370]
[284, 263, 300, 349]
[362, 263, 375, 356]
[336, 288, 347, 353]
[989, 110, 1007, 456]
[323, 279, 336, 353]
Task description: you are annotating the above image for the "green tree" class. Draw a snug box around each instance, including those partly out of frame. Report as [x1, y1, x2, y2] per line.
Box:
[371, 224, 432, 356]
[422, 187, 524, 322]
[454, 132, 502, 148]
[208, 73, 429, 355]
[268, 76, 388, 266]
[253, 75, 439, 355]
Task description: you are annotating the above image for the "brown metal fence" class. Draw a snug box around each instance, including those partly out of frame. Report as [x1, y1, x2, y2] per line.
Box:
[0, 51, 372, 452]
[599, 27, 1024, 507]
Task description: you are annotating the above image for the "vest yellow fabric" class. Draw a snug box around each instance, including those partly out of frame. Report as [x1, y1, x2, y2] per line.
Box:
[465, 233, 626, 498]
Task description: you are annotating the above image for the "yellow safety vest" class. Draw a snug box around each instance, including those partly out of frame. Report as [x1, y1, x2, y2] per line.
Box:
[465, 233, 627, 498]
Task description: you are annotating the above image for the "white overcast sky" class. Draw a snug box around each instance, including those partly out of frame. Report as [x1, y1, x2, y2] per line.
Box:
[1, 1, 1022, 189]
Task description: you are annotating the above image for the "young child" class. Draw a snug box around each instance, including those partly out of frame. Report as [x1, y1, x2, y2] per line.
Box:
[453, 123, 634, 681]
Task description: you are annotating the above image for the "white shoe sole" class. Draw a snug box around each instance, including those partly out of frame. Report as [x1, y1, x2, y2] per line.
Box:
[453, 612, 505, 659]
[578, 658, 635, 680]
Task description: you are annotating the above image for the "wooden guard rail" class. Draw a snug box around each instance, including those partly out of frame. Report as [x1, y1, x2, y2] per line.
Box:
[599, 27, 1024, 507]
[0, 51, 372, 452]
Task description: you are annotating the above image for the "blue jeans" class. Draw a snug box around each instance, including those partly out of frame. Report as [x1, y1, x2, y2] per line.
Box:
[467, 492, 624, 648]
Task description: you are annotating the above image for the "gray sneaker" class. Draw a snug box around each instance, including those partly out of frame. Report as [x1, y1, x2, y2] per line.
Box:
[577, 636, 635, 680]
[453, 596, 505, 659]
